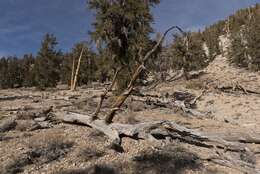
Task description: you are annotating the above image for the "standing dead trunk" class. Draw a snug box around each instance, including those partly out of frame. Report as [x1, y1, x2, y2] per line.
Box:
[71, 48, 84, 91]
[70, 56, 76, 89]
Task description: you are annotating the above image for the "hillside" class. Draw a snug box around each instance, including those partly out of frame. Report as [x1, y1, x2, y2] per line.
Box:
[1, 41, 260, 173]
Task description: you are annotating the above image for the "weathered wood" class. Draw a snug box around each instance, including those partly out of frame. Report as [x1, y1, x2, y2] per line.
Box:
[217, 83, 260, 95]
[70, 56, 76, 89]
[92, 67, 122, 120]
[57, 112, 254, 151]
[104, 26, 185, 124]
[205, 154, 260, 174]
[71, 48, 84, 91]
[57, 111, 260, 173]
[0, 95, 38, 101]
[131, 91, 206, 117]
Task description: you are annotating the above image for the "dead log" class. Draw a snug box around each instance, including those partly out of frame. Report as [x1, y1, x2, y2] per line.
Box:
[131, 90, 206, 117]
[0, 95, 37, 101]
[57, 112, 252, 151]
[204, 154, 260, 174]
[57, 111, 260, 173]
[217, 83, 260, 95]
[130, 95, 206, 117]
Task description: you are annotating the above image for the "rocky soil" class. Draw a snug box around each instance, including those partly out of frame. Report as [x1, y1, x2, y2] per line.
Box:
[1, 54, 260, 174]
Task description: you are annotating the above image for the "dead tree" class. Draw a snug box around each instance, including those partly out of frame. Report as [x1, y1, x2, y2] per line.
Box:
[70, 48, 84, 91]
[102, 26, 184, 123]
[70, 56, 76, 89]
[91, 67, 122, 120]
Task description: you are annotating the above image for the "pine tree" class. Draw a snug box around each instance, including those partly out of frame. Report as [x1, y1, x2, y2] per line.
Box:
[34, 34, 62, 89]
[88, 0, 160, 92]
[228, 31, 249, 68]
[21, 54, 36, 87]
[170, 32, 208, 73]
[228, 4, 260, 71]
[246, 8, 260, 71]
[0, 57, 8, 88]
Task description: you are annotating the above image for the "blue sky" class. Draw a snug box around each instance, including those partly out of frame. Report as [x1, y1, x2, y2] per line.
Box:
[0, 0, 259, 57]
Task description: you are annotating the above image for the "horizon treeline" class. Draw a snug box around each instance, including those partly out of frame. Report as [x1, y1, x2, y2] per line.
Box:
[0, 2, 259, 90]
[0, 34, 101, 89]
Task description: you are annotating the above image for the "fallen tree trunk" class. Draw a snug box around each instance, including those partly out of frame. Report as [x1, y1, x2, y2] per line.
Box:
[57, 111, 251, 151]
[216, 83, 260, 95]
[57, 111, 260, 173]
[130, 95, 206, 117]
[0, 95, 39, 101]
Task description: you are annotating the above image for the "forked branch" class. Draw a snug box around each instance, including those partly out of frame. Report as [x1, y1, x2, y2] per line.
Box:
[104, 26, 184, 124]
[92, 67, 122, 120]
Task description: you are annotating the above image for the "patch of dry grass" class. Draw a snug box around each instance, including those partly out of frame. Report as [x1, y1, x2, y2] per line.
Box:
[185, 80, 204, 90]
[131, 145, 201, 174]
[57, 164, 117, 174]
[26, 130, 73, 164]
[77, 145, 106, 162]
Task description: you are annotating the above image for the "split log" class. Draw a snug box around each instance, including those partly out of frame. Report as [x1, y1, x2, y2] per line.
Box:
[57, 112, 252, 151]
[204, 154, 260, 174]
[57, 112, 260, 173]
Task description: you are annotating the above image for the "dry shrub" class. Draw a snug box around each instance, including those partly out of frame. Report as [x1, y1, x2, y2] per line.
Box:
[15, 120, 40, 131]
[131, 145, 201, 174]
[27, 130, 73, 164]
[0, 117, 17, 132]
[1, 156, 32, 174]
[77, 146, 106, 161]
[57, 164, 117, 174]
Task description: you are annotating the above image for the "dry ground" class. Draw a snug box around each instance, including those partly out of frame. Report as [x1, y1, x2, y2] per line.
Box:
[1, 54, 260, 174]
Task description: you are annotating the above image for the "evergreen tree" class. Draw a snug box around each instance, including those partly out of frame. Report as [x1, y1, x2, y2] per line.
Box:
[246, 9, 260, 71]
[20, 54, 36, 87]
[88, 0, 160, 91]
[170, 32, 208, 73]
[34, 34, 62, 89]
[228, 4, 260, 71]
[0, 57, 9, 88]
[228, 31, 249, 68]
